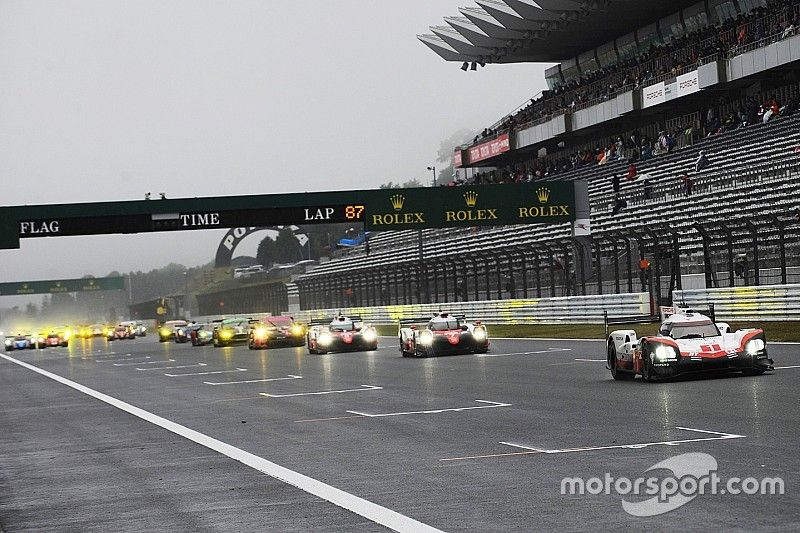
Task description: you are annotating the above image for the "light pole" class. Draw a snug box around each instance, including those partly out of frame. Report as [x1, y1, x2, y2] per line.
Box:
[426, 166, 436, 187]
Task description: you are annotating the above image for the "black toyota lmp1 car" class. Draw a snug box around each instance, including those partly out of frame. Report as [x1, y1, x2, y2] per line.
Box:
[398, 313, 489, 357]
[306, 316, 378, 354]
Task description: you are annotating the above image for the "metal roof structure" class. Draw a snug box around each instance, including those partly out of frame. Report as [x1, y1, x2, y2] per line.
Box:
[418, 0, 701, 64]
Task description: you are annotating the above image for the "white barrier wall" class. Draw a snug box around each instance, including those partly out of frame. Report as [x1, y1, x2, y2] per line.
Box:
[674, 284, 800, 321]
[283, 292, 650, 325]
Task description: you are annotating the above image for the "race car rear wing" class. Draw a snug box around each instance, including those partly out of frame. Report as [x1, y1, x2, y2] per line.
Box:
[603, 310, 658, 338]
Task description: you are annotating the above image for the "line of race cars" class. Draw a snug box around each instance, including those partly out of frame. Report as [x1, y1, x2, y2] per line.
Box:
[2, 321, 148, 351]
[3, 307, 773, 382]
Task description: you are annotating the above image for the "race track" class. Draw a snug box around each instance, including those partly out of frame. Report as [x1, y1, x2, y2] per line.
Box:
[1, 335, 798, 531]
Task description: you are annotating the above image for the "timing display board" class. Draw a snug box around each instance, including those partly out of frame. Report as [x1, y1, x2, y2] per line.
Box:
[0, 276, 125, 296]
[0, 181, 583, 249]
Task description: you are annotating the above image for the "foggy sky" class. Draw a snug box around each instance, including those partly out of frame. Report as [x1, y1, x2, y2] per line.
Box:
[0, 0, 549, 289]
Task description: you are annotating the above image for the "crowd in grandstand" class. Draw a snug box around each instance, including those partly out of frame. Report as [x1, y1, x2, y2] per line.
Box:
[469, 0, 800, 145]
[455, 87, 798, 189]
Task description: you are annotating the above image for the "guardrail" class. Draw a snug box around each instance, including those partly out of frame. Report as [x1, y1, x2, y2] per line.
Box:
[673, 284, 800, 321]
[191, 292, 650, 326]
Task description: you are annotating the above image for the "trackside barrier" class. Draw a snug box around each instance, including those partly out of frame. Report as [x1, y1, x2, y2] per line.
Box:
[192, 293, 649, 326]
[673, 284, 800, 321]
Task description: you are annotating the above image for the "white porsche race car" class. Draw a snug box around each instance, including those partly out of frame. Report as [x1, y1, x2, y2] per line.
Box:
[606, 309, 773, 382]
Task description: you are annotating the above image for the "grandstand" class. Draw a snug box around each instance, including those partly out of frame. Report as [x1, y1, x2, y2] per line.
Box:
[294, 0, 800, 311]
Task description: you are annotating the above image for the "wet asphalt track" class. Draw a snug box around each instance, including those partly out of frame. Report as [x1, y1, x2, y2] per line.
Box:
[0, 335, 798, 532]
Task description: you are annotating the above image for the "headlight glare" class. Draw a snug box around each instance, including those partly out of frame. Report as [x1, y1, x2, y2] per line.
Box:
[653, 344, 677, 361]
[745, 338, 765, 355]
[362, 328, 377, 342]
[420, 331, 434, 346]
[318, 333, 333, 345]
[472, 328, 486, 341]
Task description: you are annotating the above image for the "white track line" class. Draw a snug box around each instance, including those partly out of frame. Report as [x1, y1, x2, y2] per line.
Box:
[0, 352, 439, 532]
[165, 368, 247, 377]
[573, 358, 606, 362]
[204, 375, 302, 386]
[499, 427, 744, 455]
[114, 359, 173, 366]
[347, 400, 511, 418]
[96, 356, 149, 362]
[477, 348, 571, 358]
[137, 363, 208, 371]
[260, 385, 382, 398]
[774, 365, 800, 370]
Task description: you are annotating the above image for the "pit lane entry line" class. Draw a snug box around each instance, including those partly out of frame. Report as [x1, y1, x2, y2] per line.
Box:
[204, 375, 303, 386]
[346, 400, 512, 418]
[439, 427, 745, 462]
[0, 352, 442, 533]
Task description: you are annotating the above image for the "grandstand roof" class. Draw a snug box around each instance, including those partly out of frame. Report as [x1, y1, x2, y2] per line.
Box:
[419, 0, 700, 63]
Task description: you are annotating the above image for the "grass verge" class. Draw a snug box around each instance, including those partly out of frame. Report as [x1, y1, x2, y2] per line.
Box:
[375, 322, 800, 342]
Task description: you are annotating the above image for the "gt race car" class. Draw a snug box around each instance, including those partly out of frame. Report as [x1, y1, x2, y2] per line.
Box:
[213, 318, 254, 347]
[158, 320, 187, 342]
[190, 323, 215, 346]
[249, 316, 306, 349]
[399, 313, 489, 357]
[306, 316, 378, 354]
[4, 334, 34, 351]
[606, 308, 774, 381]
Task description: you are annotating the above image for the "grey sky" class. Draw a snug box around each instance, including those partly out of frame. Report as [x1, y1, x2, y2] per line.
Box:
[0, 0, 549, 286]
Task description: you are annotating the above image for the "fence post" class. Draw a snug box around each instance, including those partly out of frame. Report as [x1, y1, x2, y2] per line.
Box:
[693, 223, 713, 289]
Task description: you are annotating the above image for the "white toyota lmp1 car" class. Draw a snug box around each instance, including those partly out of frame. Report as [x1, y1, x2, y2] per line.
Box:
[606, 309, 773, 382]
[399, 313, 489, 357]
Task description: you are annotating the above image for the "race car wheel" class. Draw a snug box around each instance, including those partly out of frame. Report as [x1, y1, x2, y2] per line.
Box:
[609, 343, 634, 381]
[641, 346, 656, 383]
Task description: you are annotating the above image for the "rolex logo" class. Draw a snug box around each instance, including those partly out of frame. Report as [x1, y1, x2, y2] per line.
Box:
[536, 187, 550, 204]
[390, 194, 405, 211]
[463, 190, 478, 207]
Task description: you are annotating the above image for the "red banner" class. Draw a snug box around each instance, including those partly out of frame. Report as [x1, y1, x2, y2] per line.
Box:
[467, 133, 510, 165]
[453, 150, 463, 168]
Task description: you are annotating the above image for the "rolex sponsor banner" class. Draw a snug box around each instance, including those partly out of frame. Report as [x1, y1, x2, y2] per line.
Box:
[676, 70, 700, 97]
[0, 276, 125, 296]
[642, 81, 666, 108]
[364, 182, 576, 231]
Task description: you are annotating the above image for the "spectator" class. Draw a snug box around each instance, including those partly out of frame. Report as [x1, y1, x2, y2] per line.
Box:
[611, 194, 627, 215]
[643, 178, 653, 200]
[794, 208, 800, 223]
[627, 162, 638, 180]
[681, 174, 694, 196]
[695, 151, 710, 172]
[612, 174, 620, 194]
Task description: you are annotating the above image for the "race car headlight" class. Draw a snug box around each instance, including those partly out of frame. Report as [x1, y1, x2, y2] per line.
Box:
[419, 331, 434, 346]
[745, 339, 765, 356]
[219, 330, 234, 340]
[159, 328, 170, 336]
[472, 328, 486, 341]
[177, 329, 184, 336]
[362, 328, 377, 342]
[653, 345, 678, 361]
[38, 337, 45, 343]
[4, 339, 12, 346]
[318, 332, 333, 345]
[290, 324, 304, 336]
[63, 330, 71, 340]
[254, 327, 268, 340]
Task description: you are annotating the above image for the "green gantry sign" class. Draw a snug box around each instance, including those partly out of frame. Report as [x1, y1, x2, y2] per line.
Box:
[0, 181, 584, 249]
[0, 276, 125, 296]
